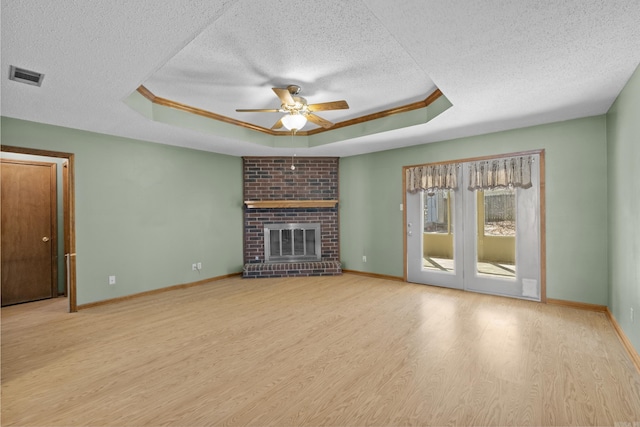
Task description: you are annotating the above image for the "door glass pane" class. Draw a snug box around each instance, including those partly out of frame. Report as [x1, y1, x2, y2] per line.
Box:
[476, 189, 516, 277]
[281, 229, 293, 256]
[270, 230, 281, 257]
[422, 190, 454, 272]
[293, 229, 304, 255]
[305, 230, 316, 255]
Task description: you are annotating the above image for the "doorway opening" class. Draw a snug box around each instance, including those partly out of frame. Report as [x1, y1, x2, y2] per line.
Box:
[1, 146, 76, 312]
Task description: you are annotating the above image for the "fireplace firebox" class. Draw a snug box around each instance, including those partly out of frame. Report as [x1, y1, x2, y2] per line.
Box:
[264, 223, 321, 262]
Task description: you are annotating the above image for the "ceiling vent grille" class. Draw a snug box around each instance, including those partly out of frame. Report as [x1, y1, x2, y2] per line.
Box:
[9, 65, 44, 87]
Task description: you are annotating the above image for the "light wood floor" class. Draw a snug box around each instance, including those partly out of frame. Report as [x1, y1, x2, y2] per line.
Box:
[2, 274, 640, 426]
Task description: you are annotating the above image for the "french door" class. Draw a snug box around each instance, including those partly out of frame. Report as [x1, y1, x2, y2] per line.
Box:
[406, 153, 542, 301]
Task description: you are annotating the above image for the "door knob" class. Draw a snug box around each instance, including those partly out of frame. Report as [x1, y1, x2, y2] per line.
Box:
[42, 237, 50, 242]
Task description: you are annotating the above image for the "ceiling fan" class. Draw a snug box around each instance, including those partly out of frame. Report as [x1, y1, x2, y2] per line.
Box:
[236, 85, 349, 131]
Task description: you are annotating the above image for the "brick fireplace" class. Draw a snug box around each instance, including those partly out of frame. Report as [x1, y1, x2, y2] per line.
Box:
[242, 157, 342, 278]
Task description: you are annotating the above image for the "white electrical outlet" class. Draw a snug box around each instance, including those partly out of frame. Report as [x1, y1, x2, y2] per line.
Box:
[362, 255, 367, 263]
[197, 262, 202, 270]
[108, 275, 116, 285]
[192, 263, 197, 271]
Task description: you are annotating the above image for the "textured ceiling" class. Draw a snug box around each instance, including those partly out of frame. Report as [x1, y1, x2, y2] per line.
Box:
[144, 1, 437, 131]
[1, 0, 639, 157]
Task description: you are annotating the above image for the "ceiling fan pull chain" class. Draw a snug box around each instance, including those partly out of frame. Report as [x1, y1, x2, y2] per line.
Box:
[291, 129, 297, 171]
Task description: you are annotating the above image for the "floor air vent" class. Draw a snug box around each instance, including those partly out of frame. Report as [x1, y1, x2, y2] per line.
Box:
[9, 65, 44, 86]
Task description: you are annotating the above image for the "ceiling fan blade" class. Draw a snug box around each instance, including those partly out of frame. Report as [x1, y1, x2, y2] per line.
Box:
[236, 108, 281, 112]
[307, 100, 349, 112]
[272, 87, 295, 105]
[306, 113, 334, 129]
[271, 118, 284, 130]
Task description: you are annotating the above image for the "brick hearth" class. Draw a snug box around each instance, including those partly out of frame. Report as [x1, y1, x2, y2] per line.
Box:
[243, 157, 341, 278]
[243, 261, 342, 278]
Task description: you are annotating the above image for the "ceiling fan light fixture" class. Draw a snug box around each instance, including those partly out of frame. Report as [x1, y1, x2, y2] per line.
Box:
[281, 113, 307, 131]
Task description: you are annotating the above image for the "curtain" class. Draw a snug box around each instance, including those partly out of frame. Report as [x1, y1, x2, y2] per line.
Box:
[406, 163, 459, 193]
[467, 156, 532, 191]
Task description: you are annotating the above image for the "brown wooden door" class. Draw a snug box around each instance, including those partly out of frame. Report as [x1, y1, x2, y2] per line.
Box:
[1, 159, 57, 306]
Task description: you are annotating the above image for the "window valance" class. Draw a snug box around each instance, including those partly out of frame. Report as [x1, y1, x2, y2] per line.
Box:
[467, 156, 532, 191]
[406, 163, 459, 194]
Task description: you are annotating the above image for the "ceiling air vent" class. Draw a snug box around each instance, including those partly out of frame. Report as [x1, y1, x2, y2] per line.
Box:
[9, 65, 44, 87]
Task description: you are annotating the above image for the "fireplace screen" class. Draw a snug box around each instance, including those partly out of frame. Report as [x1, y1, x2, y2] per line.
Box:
[264, 223, 321, 262]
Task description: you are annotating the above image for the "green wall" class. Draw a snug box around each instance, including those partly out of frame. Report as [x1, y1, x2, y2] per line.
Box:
[607, 64, 640, 352]
[340, 116, 609, 305]
[1, 117, 244, 305]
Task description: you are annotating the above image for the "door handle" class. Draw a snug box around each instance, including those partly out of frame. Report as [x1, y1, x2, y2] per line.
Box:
[42, 237, 50, 242]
